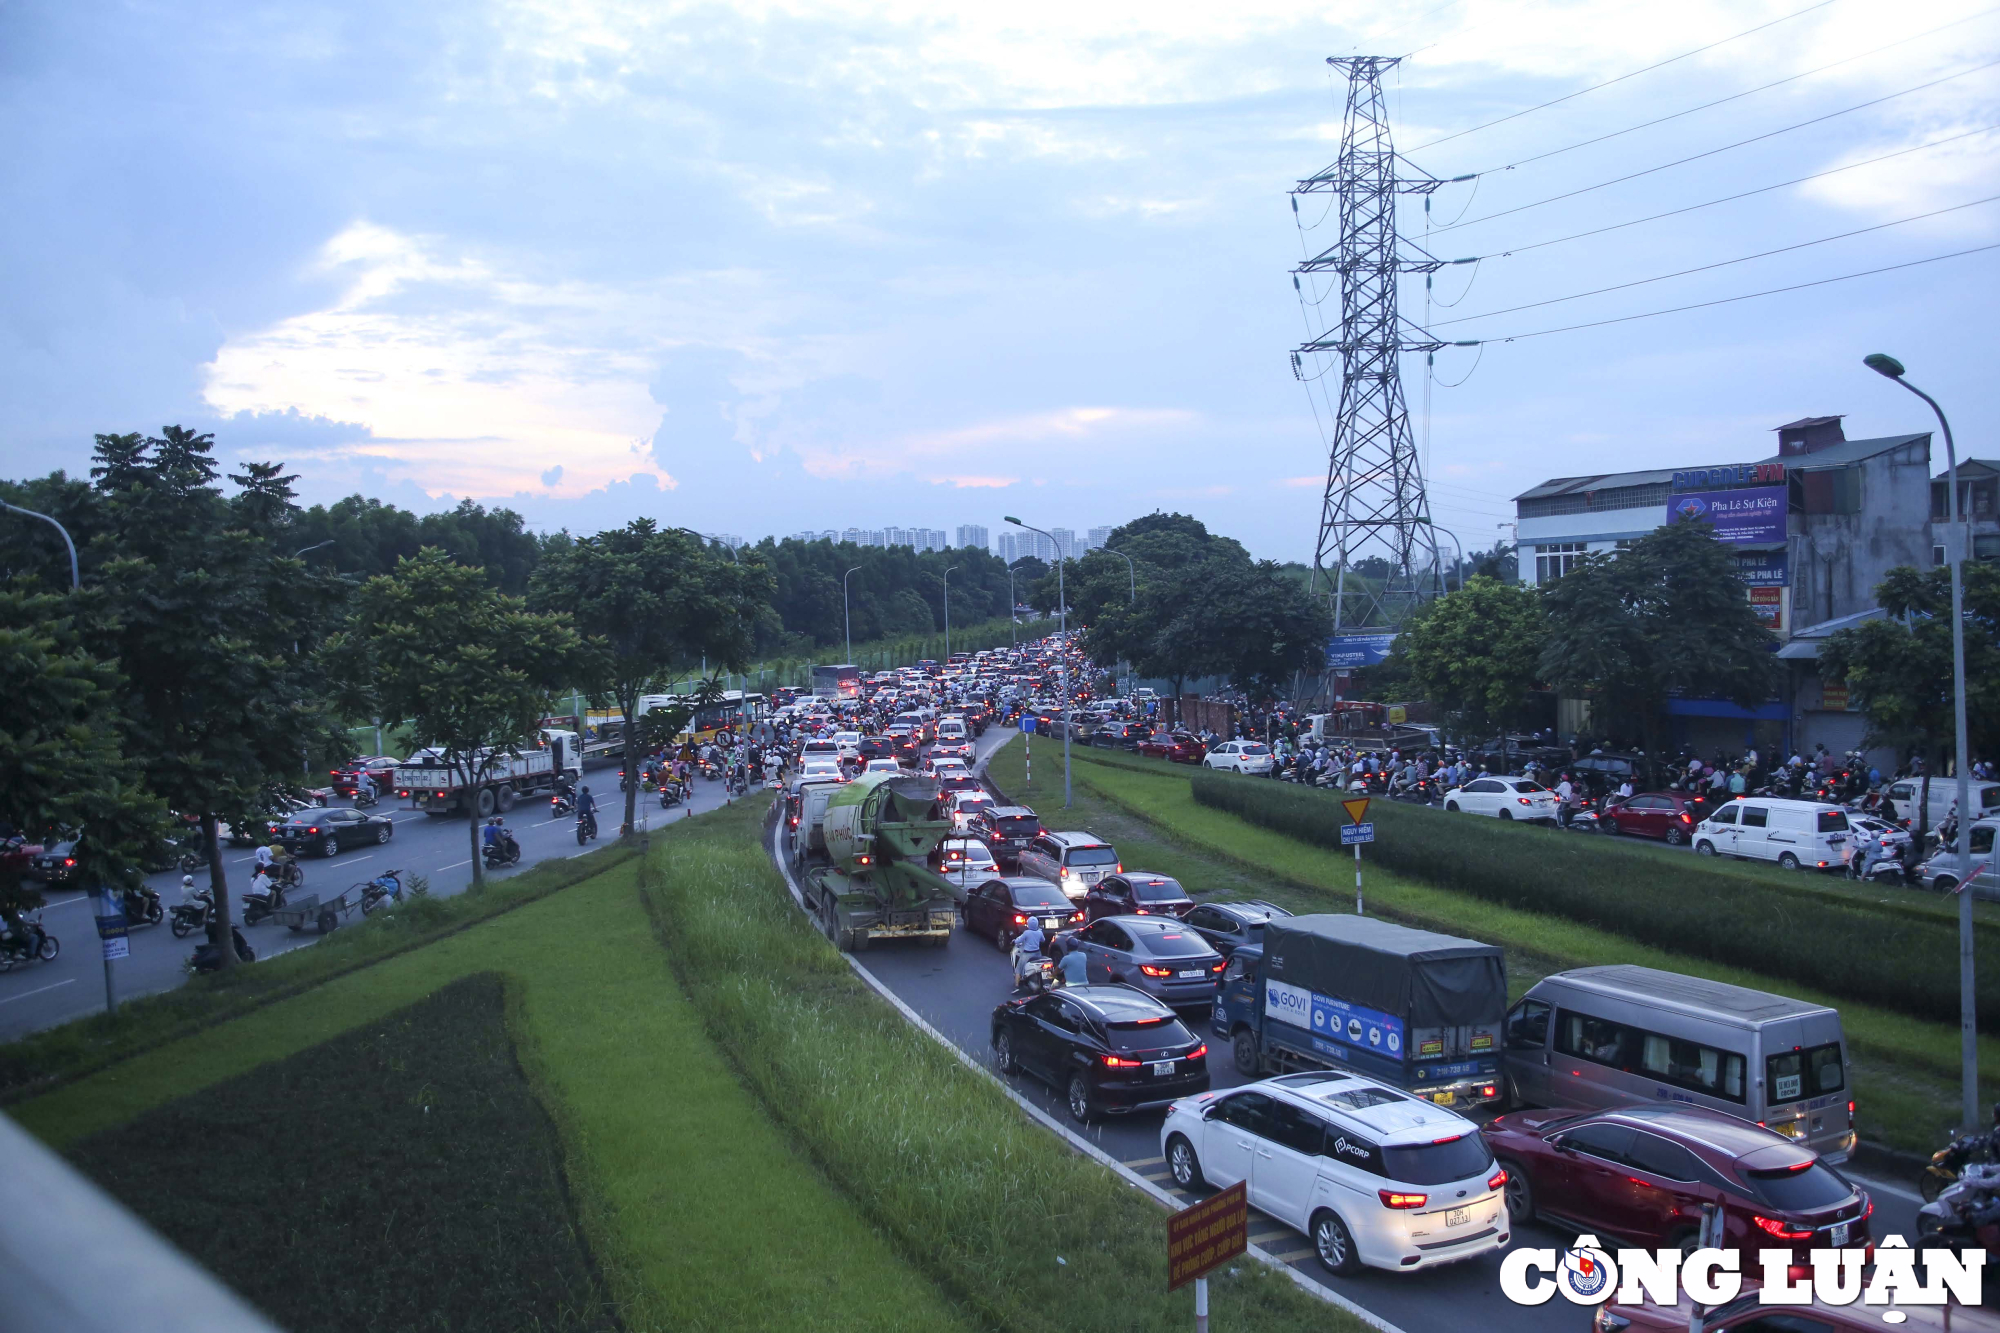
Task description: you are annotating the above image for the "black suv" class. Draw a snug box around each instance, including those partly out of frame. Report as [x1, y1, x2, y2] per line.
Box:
[971, 805, 1041, 867]
[990, 985, 1210, 1122]
[1084, 872, 1195, 922]
[1183, 900, 1294, 959]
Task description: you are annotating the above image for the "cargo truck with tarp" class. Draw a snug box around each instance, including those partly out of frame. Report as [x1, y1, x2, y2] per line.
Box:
[804, 772, 959, 950]
[1212, 915, 1508, 1110]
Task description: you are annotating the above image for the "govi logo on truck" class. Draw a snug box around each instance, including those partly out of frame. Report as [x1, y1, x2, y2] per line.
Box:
[1264, 979, 1313, 1025]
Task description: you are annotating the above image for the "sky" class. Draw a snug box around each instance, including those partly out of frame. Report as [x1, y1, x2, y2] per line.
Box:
[5, 0, 1996, 563]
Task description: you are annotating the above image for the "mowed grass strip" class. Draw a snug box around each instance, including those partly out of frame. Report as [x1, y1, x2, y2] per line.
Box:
[21, 832, 972, 1333]
[641, 802, 1362, 1333]
[986, 742, 2000, 1154]
[68, 974, 619, 1333]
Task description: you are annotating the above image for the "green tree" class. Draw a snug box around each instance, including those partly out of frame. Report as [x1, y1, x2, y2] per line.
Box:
[530, 522, 767, 834]
[1391, 575, 1546, 753]
[1819, 562, 2000, 844]
[1538, 522, 1776, 779]
[325, 549, 583, 889]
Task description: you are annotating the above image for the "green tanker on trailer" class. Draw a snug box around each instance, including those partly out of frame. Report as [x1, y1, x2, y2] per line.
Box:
[807, 773, 960, 950]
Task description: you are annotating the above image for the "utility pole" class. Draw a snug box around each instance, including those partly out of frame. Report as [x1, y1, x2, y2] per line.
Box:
[843, 565, 862, 664]
[943, 565, 958, 660]
[1006, 517, 1071, 809]
[1292, 56, 1455, 634]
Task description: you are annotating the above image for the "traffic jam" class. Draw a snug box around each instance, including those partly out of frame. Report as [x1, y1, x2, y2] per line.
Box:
[770, 635, 1939, 1325]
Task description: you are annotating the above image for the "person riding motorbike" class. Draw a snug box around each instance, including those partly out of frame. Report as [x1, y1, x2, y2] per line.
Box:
[575, 785, 598, 837]
[1010, 922, 1048, 989]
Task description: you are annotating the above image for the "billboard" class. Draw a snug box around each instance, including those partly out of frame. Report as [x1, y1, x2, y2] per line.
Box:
[1668, 486, 1787, 545]
[1733, 549, 1788, 588]
[1325, 631, 1398, 669]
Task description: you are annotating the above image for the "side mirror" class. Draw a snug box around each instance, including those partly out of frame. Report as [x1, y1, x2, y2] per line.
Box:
[1551, 1136, 1575, 1155]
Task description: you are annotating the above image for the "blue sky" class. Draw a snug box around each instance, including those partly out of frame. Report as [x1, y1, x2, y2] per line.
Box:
[5, 0, 1995, 561]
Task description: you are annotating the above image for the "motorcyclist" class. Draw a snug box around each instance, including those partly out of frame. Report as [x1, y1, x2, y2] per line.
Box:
[575, 785, 598, 835]
[179, 873, 210, 907]
[1555, 774, 1577, 828]
[1010, 921, 1048, 989]
[356, 770, 377, 803]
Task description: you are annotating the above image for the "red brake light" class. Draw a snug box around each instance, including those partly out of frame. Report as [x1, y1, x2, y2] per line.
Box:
[63, 857, 75, 867]
[1190, 1044, 1208, 1059]
[1752, 1215, 1813, 1240]
[1115, 863, 1123, 873]
[1378, 1190, 1427, 1209]
[1013, 914, 1028, 925]
[1211, 960, 1227, 973]
[1517, 797, 1532, 806]
[1487, 1169, 1508, 1191]
[1099, 1054, 1143, 1068]
[1138, 964, 1173, 978]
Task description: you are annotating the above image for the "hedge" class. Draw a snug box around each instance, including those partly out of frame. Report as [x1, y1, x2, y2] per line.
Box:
[1190, 768, 2000, 1029]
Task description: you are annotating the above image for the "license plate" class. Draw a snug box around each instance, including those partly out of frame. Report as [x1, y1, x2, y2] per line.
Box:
[1830, 1221, 1850, 1246]
[1444, 1207, 1469, 1227]
[1044, 918, 1061, 930]
[1177, 969, 1206, 978]
[1152, 1061, 1175, 1076]
[1431, 1090, 1456, 1106]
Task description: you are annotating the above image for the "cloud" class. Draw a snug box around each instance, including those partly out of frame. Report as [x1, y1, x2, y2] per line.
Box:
[541, 464, 564, 488]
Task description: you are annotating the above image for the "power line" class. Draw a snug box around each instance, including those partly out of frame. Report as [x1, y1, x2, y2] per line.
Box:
[1462, 123, 2000, 260]
[1464, 7, 1999, 178]
[1460, 241, 2000, 344]
[1426, 54, 2000, 235]
[1431, 193, 2000, 328]
[1405, 0, 1839, 152]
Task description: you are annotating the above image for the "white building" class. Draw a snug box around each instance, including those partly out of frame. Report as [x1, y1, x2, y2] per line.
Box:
[1085, 525, 1113, 551]
[957, 523, 988, 550]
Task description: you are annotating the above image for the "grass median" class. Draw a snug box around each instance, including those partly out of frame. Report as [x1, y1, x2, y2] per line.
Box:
[986, 740, 1999, 1156]
[641, 799, 1362, 1333]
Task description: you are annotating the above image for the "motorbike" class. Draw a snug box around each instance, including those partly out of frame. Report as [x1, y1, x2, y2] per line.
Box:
[1918, 1161, 2000, 1250]
[1922, 1123, 2000, 1202]
[0, 916, 59, 971]
[482, 831, 522, 869]
[351, 787, 379, 810]
[1847, 854, 1906, 887]
[551, 791, 574, 816]
[241, 879, 287, 927]
[170, 893, 213, 939]
[120, 884, 165, 927]
[576, 810, 598, 845]
[659, 781, 685, 809]
[360, 870, 404, 916]
[190, 925, 255, 973]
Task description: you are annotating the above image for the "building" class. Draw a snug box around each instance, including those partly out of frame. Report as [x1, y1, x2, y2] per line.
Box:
[790, 530, 819, 543]
[957, 524, 988, 550]
[1085, 525, 1113, 551]
[1932, 458, 2000, 564]
[995, 529, 1057, 563]
[1050, 528, 1076, 560]
[1513, 415, 1933, 759]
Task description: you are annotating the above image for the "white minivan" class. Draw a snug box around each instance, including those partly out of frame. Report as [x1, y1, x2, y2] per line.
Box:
[1691, 797, 1850, 870]
[1883, 778, 2000, 830]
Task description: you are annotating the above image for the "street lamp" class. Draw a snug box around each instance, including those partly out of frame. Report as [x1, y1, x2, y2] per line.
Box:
[1865, 351, 1978, 1129]
[844, 565, 863, 665]
[1007, 566, 1017, 646]
[1006, 516, 1072, 809]
[294, 539, 335, 561]
[942, 565, 959, 660]
[2, 502, 80, 589]
[1102, 546, 1137, 695]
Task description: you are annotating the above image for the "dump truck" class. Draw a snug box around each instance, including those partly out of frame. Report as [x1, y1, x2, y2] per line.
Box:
[1213, 914, 1508, 1110]
[805, 772, 959, 950]
[396, 731, 580, 817]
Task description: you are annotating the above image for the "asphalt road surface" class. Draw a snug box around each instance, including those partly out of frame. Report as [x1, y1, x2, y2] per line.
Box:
[776, 728, 1928, 1333]
[0, 765, 744, 1043]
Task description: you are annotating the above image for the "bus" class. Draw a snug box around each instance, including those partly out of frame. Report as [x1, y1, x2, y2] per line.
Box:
[811, 663, 862, 700]
[633, 691, 766, 746]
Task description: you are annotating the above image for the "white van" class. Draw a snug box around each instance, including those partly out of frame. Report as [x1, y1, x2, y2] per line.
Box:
[1918, 818, 2000, 900]
[1883, 778, 2000, 830]
[1691, 797, 1850, 870]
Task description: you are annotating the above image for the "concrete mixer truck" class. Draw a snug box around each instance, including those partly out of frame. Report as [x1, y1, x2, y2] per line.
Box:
[805, 772, 960, 950]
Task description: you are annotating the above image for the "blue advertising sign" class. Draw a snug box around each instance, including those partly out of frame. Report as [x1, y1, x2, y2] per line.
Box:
[1668, 486, 1787, 545]
[1263, 978, 1405, 1057]
[1734, 549, 1789, 588]
[1325, 632, 1398, 669]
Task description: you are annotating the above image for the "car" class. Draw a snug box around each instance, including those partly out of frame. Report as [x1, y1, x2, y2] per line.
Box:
[856, 736, 893, 763]
[1201, 741, 1275, 775]
[992, 985, 1210, 1122]
[862, 758, 902, 776]
[1598, 790, 1713, 845]
[928, 837, 1000, 890]
[1087, 722, 1147, 751]
[931, 739, 976, 763]
[330, 755, 400, 796]
[1183, 900, 1294, 959]
[1443, 776, 1559, 822]
[1016, 831, 1121, 899]
[1481, 1103, 1871, 1265]
[1049, 916, 1225, 1010]
[949, 791, 996, 834]
[1161, 1070, 1507, 1275]
[275, 807, 396, 857]
[970, 805, 1041, 866]
[1569, 750, 1648, 794]
[1136, 731, 1205, 764]
[1084, 872, 1195, 922]
[963, 874, 1082, 945]
[937, 771, 982, 797]
[799, 758, 845, 784]
[27, 839, 81, 885]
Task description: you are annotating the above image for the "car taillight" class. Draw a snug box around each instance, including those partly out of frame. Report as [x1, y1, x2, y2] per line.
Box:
[1848, 1100, 1856, 1123]
[63, 857, 75, 867]
[1379, 1190, 1426, 1209]
[1518, 797, 1532, 806]
[1681, 812, 1693, 823]
[1116, 863, 1123, 872]
[1487, 1168, 1508, 1191]
[1211, 960, 1227, 973]
[1138, 964, 1173, 978]
[1012, 914, 1028, 925]
[1188, 1043, 1208, 1060]
[1752, 1215, 1813, 1241]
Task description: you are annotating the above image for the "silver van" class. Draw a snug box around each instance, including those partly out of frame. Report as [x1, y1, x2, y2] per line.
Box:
[1501, 965, 1854, 1162]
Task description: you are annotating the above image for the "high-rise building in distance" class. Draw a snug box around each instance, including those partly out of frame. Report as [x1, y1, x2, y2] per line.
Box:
[957, 524, 988, 550]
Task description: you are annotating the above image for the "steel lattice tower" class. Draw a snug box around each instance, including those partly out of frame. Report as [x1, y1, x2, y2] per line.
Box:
[1292, 56, 1448, 631]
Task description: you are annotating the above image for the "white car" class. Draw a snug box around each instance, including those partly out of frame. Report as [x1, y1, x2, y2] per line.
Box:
[799, 758, 845, 783]
[833, 730, 862, 760]
[931, 739, 975, 763]
[950, 792, 996, 834]
[862, 758, 903, 776]
[930, 837, 998, 888]
[1160, 1072, 1508, 1276]
[924, 754, 970, 778]
[1443, 777, 1559, 822]
[1201, 742, 1275, 775]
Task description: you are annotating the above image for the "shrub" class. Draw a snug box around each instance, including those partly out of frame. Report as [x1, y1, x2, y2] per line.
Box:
[1191, 769, 2000, 1028]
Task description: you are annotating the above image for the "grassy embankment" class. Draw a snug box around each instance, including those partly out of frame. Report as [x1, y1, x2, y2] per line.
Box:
[986, 741, 1997, 1156]
[19, 827, 973, 1332]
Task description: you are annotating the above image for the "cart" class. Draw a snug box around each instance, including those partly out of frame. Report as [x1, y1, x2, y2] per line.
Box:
[268, 887, 359, 935]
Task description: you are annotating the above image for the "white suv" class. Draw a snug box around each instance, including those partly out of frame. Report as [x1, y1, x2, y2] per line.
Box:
[1160, 1071, 1508, 1276]
[1201, 742, 1275, 775]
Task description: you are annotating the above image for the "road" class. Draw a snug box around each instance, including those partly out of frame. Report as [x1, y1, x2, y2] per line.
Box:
[776, 727, 1928, 1333]
[0, 767, 745, 1043]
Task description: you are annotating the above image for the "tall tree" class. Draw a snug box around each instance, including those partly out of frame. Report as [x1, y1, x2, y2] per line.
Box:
[1391, 575, 1546, 750]
[1819, 561, 2000, 843]
[1538, 521, 1777, 777]
[324, 549, 582, 887]
[530, 522, 767, 834]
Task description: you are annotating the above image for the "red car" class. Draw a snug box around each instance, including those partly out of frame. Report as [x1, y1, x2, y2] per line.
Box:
[1483, 1104, 1870, 1267]
[1136, 731, 1205, 764]
[1599, 791, 1712, 846]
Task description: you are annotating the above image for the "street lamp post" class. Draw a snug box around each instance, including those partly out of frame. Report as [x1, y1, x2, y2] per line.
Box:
[1102, 546, 1137, 695]
[844, 565, 863, 664]
[1006, 517, 1071, 809]
[1008, 567, 1017, 646]
[1865, 352, 1978, 1129]
[2, 502, 81, 590]
[942, 565, 959, 660]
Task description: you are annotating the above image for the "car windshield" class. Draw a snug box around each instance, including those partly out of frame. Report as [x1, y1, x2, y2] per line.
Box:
[1010, 884, 1070, 908]
[1133, 879, 1187, 902]
[1133, 929, 1212, 959]
[1105, 1018, 1195, 1052]
[992, 816, 1039, 835]
[1067, 846, 1118, 866]
[1737, 1162, 1851, 1211]
[1382, 1133, 1493, 1186]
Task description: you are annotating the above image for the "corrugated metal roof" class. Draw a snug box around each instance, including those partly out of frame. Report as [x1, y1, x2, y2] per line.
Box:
[1758, 432, 1928, 469]
[1774, 415, 1843, 431]
[1936, 457, 2000, 479]
[1512, 469, 1678, 502]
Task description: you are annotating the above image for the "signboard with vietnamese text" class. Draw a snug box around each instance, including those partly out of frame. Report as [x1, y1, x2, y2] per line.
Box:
[1733, 549, 1788, 588]
[1669, 487, 1787, 545]
[1748, 585, 1785, 631]
[1672, 462, 1786, 491]
[1821, 682, 1852, 711]
[1166, 1181, 1247, 1291]
[1325, 632, 1398, 669]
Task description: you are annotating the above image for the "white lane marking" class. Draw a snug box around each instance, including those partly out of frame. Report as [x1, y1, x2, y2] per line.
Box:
[40, 897, 90, 910]
[0, 979, 77, 1006]
[437, 860, 471, 871]
[1846, 1170, 1924, 1205]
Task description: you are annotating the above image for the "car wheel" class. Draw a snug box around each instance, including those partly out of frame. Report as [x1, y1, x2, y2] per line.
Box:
[1233, 1028, 1258, 1077]
[1664, 824, 1686, 846]
[1695, 840, 1717, 857]
[1934, 876, 1959, 895]
[1312, 1210, 1362, 1277]
[1672, 1228, 1702, 1259]
[1498, 808, 1513, 821]
[995, 925, 1011, 952]
[376, 825, 390, 844]
[1499, 1160, 1534, 1222]
[1167, 1134, 1205, 1190]
[1067, 1073, 1097, 1123]
[994, 1029, 1018, 1075]
[1779, 852, 1801, 871]
[1445, 801, 1460, 812]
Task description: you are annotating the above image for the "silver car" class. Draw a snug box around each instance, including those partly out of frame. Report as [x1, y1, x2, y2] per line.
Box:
[1049, 916, 1224, 1010]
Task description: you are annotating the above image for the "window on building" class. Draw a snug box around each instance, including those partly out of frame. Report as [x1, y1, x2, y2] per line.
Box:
[1614, 539, 1637, 552]
[1535, 543, 1587, 583]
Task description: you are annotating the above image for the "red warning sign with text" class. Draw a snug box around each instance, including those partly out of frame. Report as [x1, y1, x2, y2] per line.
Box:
[1166, 1181, 1247, 1291]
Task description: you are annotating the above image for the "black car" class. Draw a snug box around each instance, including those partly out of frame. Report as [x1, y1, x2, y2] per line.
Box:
[963, 876, 1082, 948]
[277, 807, 395, 857]
[1182, 900, 1295, 960]
[970, 806, 1040, 866]
[1084, 872, 1195, 922]
[1088, 722, 1146, 751]
[28, 840, 81, 886]
[857, 737, 893, 763]
[991, 985, 1210, 1122]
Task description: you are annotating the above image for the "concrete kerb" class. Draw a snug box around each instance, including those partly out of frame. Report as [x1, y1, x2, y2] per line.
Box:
[760, 797, 1404, 1333]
